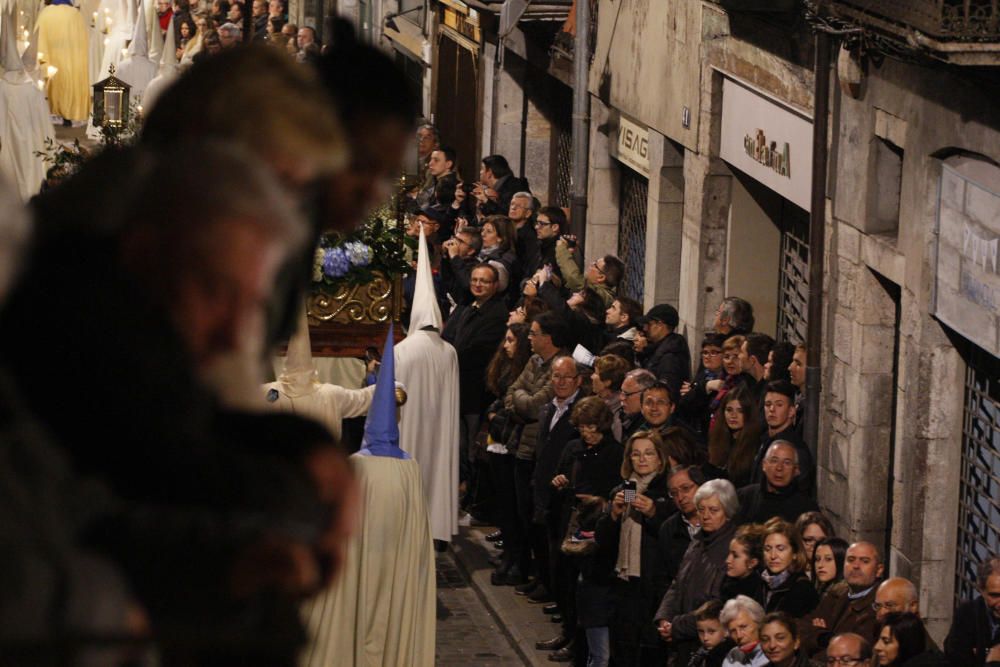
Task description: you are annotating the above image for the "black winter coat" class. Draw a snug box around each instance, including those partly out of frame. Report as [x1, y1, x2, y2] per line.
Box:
[532, 396, 583, 524]
[721, 570, 766, 607]
[642, 332, 691, 398]
[763, 570, 820, 617]
[945, 596, 1000, 667]
[442, 296, 509, 415]
[736, 482, 819, 525]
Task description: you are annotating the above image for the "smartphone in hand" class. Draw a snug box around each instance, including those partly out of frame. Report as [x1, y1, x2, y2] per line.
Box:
[623, 479, 637, 504]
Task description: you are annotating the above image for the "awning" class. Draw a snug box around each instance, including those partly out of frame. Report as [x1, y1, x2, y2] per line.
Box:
[465, 0, 572, 24]
[384, 14, 431, 64]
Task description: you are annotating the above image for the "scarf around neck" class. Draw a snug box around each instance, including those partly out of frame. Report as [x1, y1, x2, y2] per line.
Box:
[616, 470, 657, 579]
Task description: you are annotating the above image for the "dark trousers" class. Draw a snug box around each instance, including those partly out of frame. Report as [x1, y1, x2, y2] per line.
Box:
[514, 457, 538, 579]
[547, 514, 578, 637]
[459, 413, 480, 487]
[488, 452, 524, 571]
[610, 578, 668, 667]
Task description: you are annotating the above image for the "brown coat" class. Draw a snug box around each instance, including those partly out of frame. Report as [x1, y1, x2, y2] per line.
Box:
[798, 580, 881, 657]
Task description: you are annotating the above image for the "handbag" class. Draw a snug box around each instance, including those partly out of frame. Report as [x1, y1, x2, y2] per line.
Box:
[560, 495, 607, 557]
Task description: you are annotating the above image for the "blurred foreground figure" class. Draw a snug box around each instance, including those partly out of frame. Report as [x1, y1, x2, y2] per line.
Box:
[0, 143, 356, 665]
[396, 225, 460, 544]
[302, 326, 435, 667]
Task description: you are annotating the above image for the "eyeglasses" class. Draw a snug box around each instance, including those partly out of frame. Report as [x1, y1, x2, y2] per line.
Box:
[630, 450, 659, 460]
[590, 260, 606, 275]
[668, 483, 697, 498]
[528, 330, 547, 338]
[620, 388, 643, 397]
[701, 349, 722, 357]
[824, 658, 863, 665]
[871, 602, 902, 612]
[534, 220, 554, 227]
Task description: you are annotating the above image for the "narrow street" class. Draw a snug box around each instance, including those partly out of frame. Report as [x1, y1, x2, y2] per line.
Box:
[437, 527, 562, 667]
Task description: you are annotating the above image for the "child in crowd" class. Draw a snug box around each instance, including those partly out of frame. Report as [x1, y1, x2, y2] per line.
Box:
[689, 600, 735, 667]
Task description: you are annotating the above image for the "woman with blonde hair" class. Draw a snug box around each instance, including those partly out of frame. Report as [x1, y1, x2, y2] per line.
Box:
[760, 517, 819, 617]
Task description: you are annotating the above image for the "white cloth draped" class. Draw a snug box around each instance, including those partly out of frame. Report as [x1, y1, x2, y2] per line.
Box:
[261, 381, 375, 444]
[395, 330, 460, 543]
[300, 454, 436, 667]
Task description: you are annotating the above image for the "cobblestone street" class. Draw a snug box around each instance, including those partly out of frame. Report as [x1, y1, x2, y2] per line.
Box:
[435, 547, 527, 666]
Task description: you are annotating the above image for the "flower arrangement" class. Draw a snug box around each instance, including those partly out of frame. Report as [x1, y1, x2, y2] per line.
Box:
[311, 203, 411, 289]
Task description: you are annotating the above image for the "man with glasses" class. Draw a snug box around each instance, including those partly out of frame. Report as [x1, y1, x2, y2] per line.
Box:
[824, 633, 872, 665]
[441, 225, 483, 305]
[619, 368, 657, 442]
[521, 206, 568, 285]
[657, 465, 706, 588]
[443, 264, 508, 520]
[554, 232, 625, 308]
[736, 440, 817, 524]
[638, 381, 683, 436]
[798, 542, 884, 657]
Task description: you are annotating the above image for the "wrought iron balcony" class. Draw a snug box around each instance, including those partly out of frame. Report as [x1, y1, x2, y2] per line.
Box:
[829, 0, 1000, 42]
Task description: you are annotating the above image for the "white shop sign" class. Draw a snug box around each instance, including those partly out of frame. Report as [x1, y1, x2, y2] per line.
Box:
[615, 114, 650, 178]
[720, 76, 813, 211]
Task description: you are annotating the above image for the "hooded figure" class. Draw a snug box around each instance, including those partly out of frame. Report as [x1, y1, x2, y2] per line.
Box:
[261, 305, 375, 443]
[0, 0, 55, 199]
[299, 323, 436, 667]
[395, 223, 460, 544]
[114, 0, 156, 98]
[34, 0, 90, 122]
[140, 15, 176, 112]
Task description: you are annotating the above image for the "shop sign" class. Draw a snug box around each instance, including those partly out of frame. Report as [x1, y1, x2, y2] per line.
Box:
[615, 114, 650, 178]
[720, 76, 813, 211]
[935, 162, 1000, 357]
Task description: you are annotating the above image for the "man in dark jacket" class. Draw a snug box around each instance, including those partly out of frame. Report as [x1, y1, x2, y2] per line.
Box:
[657, 465, 705, 586]
[798, 542, 883, 657]
[737, 441, 817, 524]
[476, 154, 529, 217]
[443, 264, 508, 503]
[639, 304, 691, 398]
[751, 380, 813, 494]
[945, 556, 1000, 666]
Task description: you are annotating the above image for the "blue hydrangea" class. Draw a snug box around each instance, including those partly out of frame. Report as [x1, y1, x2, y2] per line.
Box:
[344, 241, 372, 268]
[323, 247, 350, 278]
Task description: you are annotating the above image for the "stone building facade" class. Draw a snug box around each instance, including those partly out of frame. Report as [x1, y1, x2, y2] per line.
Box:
[584, 0, 1000, 640]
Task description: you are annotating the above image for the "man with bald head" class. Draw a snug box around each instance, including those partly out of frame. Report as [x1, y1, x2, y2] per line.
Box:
[798, 541, 884, 657]
[874, 578, 920, 623]
[825, 633, 872, 665]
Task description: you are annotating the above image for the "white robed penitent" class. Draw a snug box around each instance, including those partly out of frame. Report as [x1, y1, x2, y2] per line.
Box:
[300, 324, 436, 667]
[261, 306, 375, 444]
[140, 14, 176, 113]
[395, 224, 460, 543]
[114, 0, 156, 101]
[0, 0, 54, 200]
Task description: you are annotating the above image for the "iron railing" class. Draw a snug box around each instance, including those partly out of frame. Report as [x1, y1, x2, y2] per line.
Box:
[826, 0, 1000, 42]
[617, 167, 648, 303]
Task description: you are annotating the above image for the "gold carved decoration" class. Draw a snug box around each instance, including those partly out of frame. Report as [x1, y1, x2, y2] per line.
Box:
[306, 272, 401, 326]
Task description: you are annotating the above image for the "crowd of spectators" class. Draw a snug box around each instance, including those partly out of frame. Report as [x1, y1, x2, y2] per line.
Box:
[153, 0, 324, 65]
[402, 127, 997, 667]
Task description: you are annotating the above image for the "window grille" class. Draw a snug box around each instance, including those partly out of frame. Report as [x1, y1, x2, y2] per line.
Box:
[956, 347, 1000, 607]
[617, 167, 648, 303]
[777, 209, 809, 344]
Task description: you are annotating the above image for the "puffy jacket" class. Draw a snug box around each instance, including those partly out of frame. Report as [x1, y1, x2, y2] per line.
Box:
[504, 352, 558, 460]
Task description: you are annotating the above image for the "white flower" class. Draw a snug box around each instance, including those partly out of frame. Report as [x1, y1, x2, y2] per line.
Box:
[312, 247, 325, 282]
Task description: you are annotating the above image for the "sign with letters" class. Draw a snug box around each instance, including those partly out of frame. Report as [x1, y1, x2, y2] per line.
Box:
[615, 114, 650, 178]
[720, 75, 813, 211]
[935, 162, 1000, 357]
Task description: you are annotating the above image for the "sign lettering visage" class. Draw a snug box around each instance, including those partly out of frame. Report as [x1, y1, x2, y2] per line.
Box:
[744, 129, 791, 178]
[615, 115, 650, 178]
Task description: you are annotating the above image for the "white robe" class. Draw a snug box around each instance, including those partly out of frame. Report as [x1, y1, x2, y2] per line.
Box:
[395, 329, 459, 543]
[0, 73, 54, 201]
[261, 381, 375, 444]
[300, 454, 436, 667]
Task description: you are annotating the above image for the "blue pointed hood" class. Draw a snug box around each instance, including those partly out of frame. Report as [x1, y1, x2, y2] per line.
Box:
[359, 323, 409, 459]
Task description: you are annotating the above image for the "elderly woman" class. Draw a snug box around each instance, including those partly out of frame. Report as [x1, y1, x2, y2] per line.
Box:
[655, 478, 741, 664]
[595, 430, 673, 666]
[720, 596, 769, 667]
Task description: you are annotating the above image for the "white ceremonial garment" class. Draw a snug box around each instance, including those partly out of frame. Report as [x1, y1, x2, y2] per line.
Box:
[140, 16, 176, 112]
[395, 329, 460, 543]
[301, 454, 436, 667]
[262, 380, 374, 444]
[114, 0, 156, 100]
[0, 4, 54, 200]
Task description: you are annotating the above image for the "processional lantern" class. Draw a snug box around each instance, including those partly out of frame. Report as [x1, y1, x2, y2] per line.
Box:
[92, 65, 130, 128]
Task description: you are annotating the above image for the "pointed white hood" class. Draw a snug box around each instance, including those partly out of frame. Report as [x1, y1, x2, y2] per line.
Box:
[146, 1, 163, 62]
[276, 304, 319, 398]
[407, 224, 442, 335]
[125, 0, 147, 57]
[115, 0, 157, 96]
[1, 4, 24, 74]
